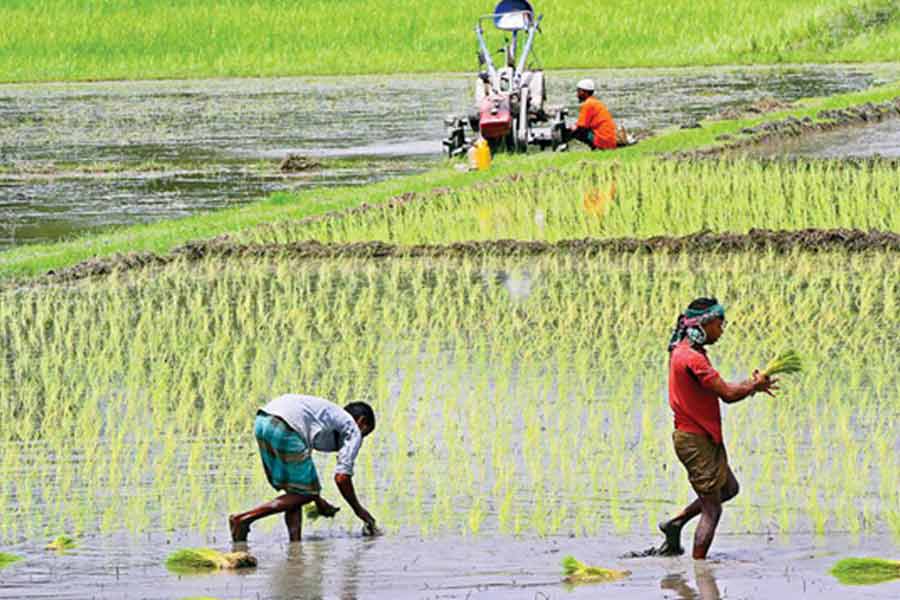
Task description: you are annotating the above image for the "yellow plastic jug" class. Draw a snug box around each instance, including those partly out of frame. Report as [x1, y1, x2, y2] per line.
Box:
[469, 138, 492, 171]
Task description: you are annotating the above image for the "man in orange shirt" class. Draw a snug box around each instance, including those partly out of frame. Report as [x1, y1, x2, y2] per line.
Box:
[565, 78, 617, 150]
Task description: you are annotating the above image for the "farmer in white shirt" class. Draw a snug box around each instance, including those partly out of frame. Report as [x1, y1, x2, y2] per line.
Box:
[229, 394, 377, 542]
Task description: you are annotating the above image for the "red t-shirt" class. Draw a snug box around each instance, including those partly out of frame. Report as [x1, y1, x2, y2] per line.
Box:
[576, 96, 617, 150]
[668, 339, 723, 443]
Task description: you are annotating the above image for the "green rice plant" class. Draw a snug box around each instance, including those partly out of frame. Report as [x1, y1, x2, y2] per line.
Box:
[45, 535, 76, 551]
[561, 556, 630, 584]
[762, 351, 804, 377]
[0, 249, 897, 543]
[0, 552, 22, 569]
[243, 159, 900, 246]
[830, 558, 900, 585]
[165, 548, 257, 575]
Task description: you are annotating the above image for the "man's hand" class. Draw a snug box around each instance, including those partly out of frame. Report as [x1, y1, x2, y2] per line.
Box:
[751, 370, 779, 397]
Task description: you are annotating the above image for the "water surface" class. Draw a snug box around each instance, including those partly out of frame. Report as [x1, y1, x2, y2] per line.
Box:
[1, 64, 895, 248]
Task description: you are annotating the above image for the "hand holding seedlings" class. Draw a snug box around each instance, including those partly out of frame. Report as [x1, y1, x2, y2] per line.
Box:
[751, 370, 779, 397]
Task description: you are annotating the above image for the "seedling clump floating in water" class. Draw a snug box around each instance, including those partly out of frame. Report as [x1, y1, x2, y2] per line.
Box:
[0, 553, 23, 570]
[45, 535, 76, 551]
[165, 548, 257, 574]
[561, 555, 630, 584]
[830, 558, 900, 585]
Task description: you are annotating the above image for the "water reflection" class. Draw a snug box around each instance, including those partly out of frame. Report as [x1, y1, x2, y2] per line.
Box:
[660, 563, 722, 600]
[270, 539, 376, 600]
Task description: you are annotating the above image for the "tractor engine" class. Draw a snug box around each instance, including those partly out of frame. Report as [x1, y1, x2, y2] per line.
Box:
[478, 95, 513, 140]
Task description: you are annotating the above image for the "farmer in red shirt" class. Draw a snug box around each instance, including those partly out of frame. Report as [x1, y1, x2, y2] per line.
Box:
[564, 78, 617, 150]
[656, 297, 777, 559]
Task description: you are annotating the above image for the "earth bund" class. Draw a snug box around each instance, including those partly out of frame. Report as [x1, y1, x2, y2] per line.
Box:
[675, 95, 900, 158]
[35, 228, 900, 285]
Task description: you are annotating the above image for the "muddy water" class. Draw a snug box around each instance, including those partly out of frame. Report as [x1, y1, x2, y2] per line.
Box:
[1, 65, 895, 248]
[749, 118, 900, 159]
[1, 532, 897, 599]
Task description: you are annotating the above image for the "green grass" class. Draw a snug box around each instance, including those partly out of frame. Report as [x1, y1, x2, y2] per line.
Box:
[1, 79, 898, 282]
[0, 0, 898, 83]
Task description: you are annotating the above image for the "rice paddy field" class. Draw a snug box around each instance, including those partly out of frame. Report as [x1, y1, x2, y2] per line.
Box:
[2, 65, 887, 250]
[1, 3, 900, 597]
[0, 242, 898, 597]
[243, 158, 900, 244]
[1, 0, 899, 82]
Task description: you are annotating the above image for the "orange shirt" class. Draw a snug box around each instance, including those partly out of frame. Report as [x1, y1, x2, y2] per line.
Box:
[576, 96, 617, 150]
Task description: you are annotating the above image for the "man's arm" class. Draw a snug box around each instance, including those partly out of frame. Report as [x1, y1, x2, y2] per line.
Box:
[705, 370, 777, 404]
[334, 473, 375, 527]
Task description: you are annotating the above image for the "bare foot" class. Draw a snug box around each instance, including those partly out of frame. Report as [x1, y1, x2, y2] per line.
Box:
[657, 520, 684, 556]
[229, 514, 250, 542]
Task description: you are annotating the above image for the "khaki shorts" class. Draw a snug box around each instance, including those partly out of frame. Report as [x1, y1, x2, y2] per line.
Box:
[672, 430, 729, 495]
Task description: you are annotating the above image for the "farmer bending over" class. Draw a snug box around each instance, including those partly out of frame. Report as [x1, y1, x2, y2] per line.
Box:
[564, 78, 617, 150]
[229, 394, 377, 542]
[657, 298, 777, 559]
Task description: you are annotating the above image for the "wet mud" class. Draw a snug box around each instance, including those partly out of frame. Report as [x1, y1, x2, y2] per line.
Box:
[35, 229, 900, 285]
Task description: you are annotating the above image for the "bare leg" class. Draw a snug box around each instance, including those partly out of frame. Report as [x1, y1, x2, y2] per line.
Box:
[229, 493, 316, 542]
[660, 468, 739, 555]
[693, 491, 722, 559]
[285, 508, 303, 542]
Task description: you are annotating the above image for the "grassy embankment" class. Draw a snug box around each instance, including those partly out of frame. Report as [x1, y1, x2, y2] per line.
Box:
[2, 79, 899, 281]
[0, 0, 898, 83]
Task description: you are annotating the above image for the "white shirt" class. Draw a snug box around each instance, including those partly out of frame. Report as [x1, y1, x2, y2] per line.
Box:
[261, 394, 363, 476]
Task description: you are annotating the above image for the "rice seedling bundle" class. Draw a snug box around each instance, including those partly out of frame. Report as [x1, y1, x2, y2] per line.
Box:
[830, 558, 900, 585]
[0, 249, 896, 542]
[761, 351, 803, 377]
[561, 555, 630, 584]
[45, 535, 76, 551]
[165, 548, 257, 574]
[0, 552, 22, 569]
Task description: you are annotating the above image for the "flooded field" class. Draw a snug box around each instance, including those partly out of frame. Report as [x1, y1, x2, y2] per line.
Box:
[2, 532, 898, 599]
[0, 251, 897, 598]
[749, 118, 900, 159]
[1, 65, 895, 248]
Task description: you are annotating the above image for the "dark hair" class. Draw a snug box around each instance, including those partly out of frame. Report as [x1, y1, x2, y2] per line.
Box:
[687, 297, 719, 311]
[345, 401, 375, 431]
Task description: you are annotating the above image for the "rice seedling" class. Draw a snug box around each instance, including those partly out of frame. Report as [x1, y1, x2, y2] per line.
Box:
[561, 555, 630, 584]
[0, 248, 896, 544]
[830, 558, 900, 585]
[243, 159, 900, 246]
[165, 549, 257, 575]
[0, 552, 22, 569]
[761, 351, 803, 377]
[45, 535, 76, 552]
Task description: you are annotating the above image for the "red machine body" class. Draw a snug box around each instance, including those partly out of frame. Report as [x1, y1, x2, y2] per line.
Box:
[478, 95, 512, 139]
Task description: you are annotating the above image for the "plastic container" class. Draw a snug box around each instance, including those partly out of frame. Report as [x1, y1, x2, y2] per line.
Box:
[468, 138, 492, 171]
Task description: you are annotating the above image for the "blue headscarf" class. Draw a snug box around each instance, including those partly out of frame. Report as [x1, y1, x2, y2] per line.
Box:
[667, 303, 725, 351]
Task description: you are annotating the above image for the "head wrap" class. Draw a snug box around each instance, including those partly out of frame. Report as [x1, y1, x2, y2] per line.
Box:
[667, 303, 725, 351]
